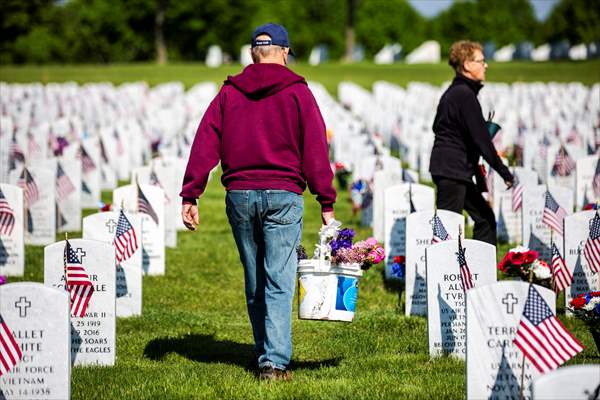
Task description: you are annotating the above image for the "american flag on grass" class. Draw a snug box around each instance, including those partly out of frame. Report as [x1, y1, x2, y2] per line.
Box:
[78, 145, 96, 174]
[114, 209, 138, 264]
[543, 191, 567, 236]
[583, 211, 600, 274]
[64, 239, 94, 317]
[17, 168, 39, 207]
[137, 184, 159, 226]
[512, 176, 524, 212]
[27, 133, 41, 158]
[0, 188, 15, 236]
[0, 315, 22, 377]
[431, 213, 451, 244]
[56, 162, 75, 200]
[113, 130, 124, 156]
[550, 145, 576, 177]
[550, 242, 572, 292]
[513, 285, 583, 373]
[9, 135, 24, 170]
[455, 236, 474, 291]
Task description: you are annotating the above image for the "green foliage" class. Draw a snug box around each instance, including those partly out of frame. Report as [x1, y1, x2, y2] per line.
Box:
[0, 0, 598, 64]
[543, 0, 600, 45]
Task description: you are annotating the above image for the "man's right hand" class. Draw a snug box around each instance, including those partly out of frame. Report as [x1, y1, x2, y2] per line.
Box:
[321, 211, 335, 225]
[505, 179, 514, 190]
[182, 203, 199, 231]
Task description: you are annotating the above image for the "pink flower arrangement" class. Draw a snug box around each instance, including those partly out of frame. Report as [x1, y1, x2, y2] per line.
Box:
[332, 236, 385, 271]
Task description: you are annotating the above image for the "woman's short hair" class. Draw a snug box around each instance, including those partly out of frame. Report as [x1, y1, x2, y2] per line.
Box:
[448, 40, 483, 73]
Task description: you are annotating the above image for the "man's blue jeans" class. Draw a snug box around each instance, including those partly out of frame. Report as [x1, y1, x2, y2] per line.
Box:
[225, 190, 303, 370]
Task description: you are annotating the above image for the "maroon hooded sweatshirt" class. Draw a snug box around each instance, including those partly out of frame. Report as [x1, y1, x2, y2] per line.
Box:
[180, 63, 336, 212]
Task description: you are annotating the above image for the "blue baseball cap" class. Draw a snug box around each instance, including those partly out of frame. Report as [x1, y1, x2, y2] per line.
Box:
[251, 23, 295, 55]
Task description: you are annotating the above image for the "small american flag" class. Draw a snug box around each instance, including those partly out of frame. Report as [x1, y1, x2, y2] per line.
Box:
[78, 145, 96, 174]
[114, 130, 124, 156]
[550, 242, 572, 292]
[64, 239, 94, 318]
[456, 237, 474, 291]
[0, 315, 22, 377]
[56, 162, 76, 200]
[114, 209, 138, 264]
[513, 285, 583, 373]
[27, 133, 41, 158]
[137, 184, 159, 226]
[592, 159, 600, 199]
[150, 169, 171, 202]
[550, 145, 576, 177]
[17, 168, 40, 207]
[9, 135, 24, 170]
[584, 211, 600, 274]
[431, 213, 451, 244]
[543, 191, 567, 236]
[0, 187, 15, 236]
[512, 176, 524, 212]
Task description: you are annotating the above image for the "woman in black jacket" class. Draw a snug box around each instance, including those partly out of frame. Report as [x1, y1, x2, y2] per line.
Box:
[430, 40, 513, 245]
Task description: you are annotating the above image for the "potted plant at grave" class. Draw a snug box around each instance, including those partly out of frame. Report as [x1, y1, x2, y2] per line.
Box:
[497, 246, 552, 289]
[568, 291, 600, 353]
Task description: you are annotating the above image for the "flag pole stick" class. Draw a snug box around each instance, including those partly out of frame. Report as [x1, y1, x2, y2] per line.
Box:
[519, 269, 534, 400]
[550, 229, 556, 292]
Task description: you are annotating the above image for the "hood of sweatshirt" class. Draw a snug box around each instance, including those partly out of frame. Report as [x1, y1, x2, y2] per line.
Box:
[225, 63, 306, 98]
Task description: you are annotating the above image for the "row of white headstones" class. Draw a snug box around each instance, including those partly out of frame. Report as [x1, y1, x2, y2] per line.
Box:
[0, 156, 217, 399]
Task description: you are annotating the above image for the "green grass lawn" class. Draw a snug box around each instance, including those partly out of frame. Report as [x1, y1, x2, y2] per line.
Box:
[3, 62, 600, 399]
[1, 60, 599, 95]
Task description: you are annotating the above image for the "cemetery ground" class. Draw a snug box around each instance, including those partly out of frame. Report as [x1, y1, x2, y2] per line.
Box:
[9, 174, 600, 400]
[2, 62, 599, 399]
[1, 60, 599, 95]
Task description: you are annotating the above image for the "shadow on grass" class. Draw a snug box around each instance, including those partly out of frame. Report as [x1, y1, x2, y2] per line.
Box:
[143, 334, 341, 372]
[381, 268, 405, 311]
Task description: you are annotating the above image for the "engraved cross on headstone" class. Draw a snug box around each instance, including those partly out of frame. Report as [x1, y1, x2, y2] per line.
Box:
[502, 293, 518, 314]
[106, 219, 117, 234]
[15, 296, 31, 318]
[75, 248, 87, 261]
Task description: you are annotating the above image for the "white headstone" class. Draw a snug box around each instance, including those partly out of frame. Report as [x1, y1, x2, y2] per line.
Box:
[405, 41, 441, 64]
[426, 239, 497, 358]
[44, 239, 116, 366]
[564, 210, 600, 311]
[383, 183, 434, 280]
[206, 45, 223, 68]
[493, 167, 538, 244]
[373, 169, 404, 241]
[10, 161, 56, 246]
[532, 364, 600, 399]
[467, 281, 555, 400]
[56, 159, 81, 233]
[113, 184, 165, 275]
[0, 184, 24, 276]
[494, 44, 515, 62]
[0, 282, 70, 400]
[405, 210, 464, 316]
[83, 211, 143, 317]
[522, 185, 573, 261]
[575, 156, 599, 210]
[531, 44, 551, 62]
[240, 44, 253, 66]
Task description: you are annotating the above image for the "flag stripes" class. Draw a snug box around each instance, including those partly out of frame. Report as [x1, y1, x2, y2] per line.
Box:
[64, 240, 94, 317]
[137, 184, 159, 226]
[543, 191, 567, 236]
[512, 177, 523, 212]
[114, 209, 138, 263]
[456, 239, 474, 291]
[56, 162, 76, 200]
[584, 212, 600, 274]
[17, 168, 40, 207]
[0, 315, 22, 377]
[0, 188, 15, 236]
[513, 285, 583, 373]
[550, 242, 572, 292]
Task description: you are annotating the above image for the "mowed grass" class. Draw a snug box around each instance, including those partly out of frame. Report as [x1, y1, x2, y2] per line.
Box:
[10, 174, 600, 400]
[3, 62, 599, 399]
[1, 60, 600, 95]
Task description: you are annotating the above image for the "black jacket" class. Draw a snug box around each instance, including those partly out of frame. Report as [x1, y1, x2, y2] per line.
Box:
[430, 74, 513, 188]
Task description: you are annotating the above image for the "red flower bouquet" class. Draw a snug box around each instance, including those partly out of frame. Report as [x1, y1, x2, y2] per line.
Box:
[497, 246, 552, 289]
[568, 291, 600, 352]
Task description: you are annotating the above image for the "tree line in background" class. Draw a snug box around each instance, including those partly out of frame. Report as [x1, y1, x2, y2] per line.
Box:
[1, 0, 599, 64]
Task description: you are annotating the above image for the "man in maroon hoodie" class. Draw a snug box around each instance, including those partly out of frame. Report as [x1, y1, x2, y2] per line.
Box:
[180, 23, 336, 381]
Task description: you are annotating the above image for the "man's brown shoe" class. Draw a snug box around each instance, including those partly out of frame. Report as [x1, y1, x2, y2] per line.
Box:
[258, 366, 292, 382]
